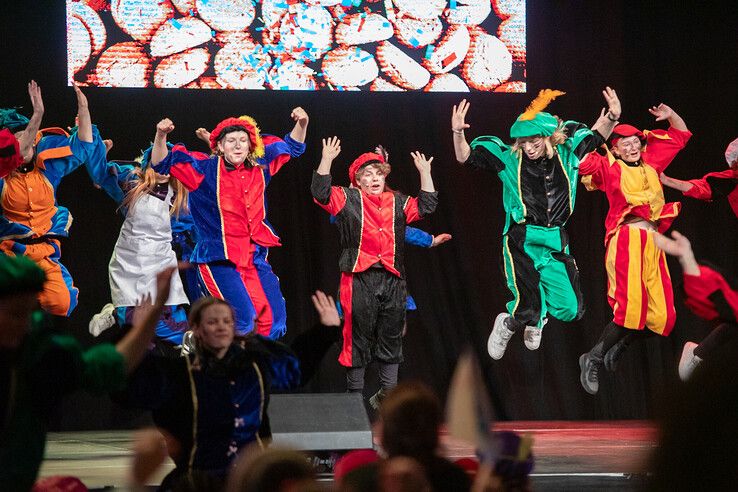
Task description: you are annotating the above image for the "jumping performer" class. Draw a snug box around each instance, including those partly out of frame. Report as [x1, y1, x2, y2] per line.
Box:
[451, 88, 621, 359]
[311, 136, 438, 405]
[87, 120, 191, 353]
[578, 102, 691, 394]
[150, 110, 309, 338]
[0, 83, 108, 316]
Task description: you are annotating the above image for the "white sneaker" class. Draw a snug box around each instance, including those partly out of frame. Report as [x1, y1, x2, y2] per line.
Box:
[678, 341, 702, 381]
[89, 303, 116, 336]
[488, 313, 515, 360]
[523, 318, 547, 350]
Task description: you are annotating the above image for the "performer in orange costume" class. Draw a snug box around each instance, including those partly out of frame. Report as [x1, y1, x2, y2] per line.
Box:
[0, 83, 108, 316]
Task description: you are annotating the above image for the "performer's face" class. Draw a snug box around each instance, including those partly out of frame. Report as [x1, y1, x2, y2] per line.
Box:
[612, 136, 643, 163]
[193, 303, 235, 358]
[217, 130, 251, 165]
[0, 292, 38, 349]
[517, 137, 546, 160]
[357, 164, 386, 195]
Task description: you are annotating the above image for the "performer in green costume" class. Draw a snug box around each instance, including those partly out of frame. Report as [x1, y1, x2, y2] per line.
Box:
[451, 88, 621, 359]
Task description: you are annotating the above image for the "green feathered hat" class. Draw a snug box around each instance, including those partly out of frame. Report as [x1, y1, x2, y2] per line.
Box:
[0, 108, 30, 132]
[509, 89, 565, 139]
[0, 254, 46, 298]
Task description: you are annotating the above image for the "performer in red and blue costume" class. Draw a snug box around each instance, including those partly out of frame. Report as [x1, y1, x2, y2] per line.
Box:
[150, 110, 308, 338]
[0, 82, 109, 316]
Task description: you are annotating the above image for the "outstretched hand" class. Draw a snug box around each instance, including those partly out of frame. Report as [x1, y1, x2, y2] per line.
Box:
[452, 99, 471, 132]
[311, 290, 341, 327]
[156, 118, 175, 135]
[649, 103, 674, 122]
[602, 86, 621, 120]
[431, 233, 452, 247]
[411, 151, 433, 174]
[73, 83, 88, 109]
[28, 80, 44, 115]
[195, 127, 210, 143]
[322, 136, 341, 161]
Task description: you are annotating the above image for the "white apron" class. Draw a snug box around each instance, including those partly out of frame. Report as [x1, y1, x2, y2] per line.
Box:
[109, 185, 189, 307]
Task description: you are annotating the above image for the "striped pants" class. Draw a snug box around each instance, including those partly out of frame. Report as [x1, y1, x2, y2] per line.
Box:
[605, 225, 676, 335]
[196, 245, 286, 339]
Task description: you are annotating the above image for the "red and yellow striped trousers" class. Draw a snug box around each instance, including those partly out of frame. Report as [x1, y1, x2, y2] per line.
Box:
[605, 225, 676, 335]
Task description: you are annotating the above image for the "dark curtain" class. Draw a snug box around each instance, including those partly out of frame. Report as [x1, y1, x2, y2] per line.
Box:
[1, 1, 736, 428]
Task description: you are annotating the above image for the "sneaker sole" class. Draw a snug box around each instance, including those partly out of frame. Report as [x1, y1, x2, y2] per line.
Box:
[579, 353, 597, 395]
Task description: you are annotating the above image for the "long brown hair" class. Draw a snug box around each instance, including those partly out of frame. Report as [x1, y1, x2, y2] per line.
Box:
[120, 166, 189, 218]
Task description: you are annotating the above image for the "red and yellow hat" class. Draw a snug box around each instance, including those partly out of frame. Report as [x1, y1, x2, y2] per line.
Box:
[348, 152, 386, 186]
[209, 115, 265, 158]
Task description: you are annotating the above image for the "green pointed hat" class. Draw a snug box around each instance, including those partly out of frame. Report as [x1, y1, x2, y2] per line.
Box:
[509, 89, 565, 139]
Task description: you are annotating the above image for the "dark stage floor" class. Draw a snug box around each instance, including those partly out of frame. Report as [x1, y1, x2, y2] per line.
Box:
[40, 420, 656, 490]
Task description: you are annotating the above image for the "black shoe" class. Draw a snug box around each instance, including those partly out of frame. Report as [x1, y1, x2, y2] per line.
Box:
[603, 333, 633, 372]
[579, 353, 602, 395]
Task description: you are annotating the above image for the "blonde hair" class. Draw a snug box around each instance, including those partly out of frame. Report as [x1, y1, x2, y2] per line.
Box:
[120, 166, 189, 218]
[511, 117, 567, 159]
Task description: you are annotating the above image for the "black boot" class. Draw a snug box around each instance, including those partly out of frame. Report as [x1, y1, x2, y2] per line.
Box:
[603, 333, 635, 372]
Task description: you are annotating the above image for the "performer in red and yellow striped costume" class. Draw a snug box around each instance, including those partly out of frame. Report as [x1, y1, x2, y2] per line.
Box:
[577, 103, 691, 394]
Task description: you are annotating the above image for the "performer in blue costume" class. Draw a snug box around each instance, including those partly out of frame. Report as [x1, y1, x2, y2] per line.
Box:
[150, 111, 309, 339]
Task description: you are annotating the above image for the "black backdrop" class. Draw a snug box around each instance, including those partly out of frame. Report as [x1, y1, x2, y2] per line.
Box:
[1, 1, 737, 428]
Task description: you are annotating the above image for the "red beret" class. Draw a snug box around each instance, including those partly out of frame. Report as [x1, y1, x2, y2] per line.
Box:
[348, 152, 385, 185]
[610, 124, 646, 145]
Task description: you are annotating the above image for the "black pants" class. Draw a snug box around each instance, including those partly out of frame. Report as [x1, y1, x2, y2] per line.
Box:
[338, 267, 406, 368]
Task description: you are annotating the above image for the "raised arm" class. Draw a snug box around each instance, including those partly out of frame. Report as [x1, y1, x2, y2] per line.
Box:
[115, 267, 175, 372]
[412, 151, 435, 192]
[151, 118, 174, 165]
[649, 103, 688, 132]
[15, 81, 44, 162]
[590, 86, 621, 140]
[316, 136, 340, 176]
[74, 84, 93, 143]
[452, 99, 472, 163]
[289, 106, 309, 143]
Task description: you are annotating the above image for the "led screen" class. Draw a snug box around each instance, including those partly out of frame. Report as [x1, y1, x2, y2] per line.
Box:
[67, 0, 526, 92]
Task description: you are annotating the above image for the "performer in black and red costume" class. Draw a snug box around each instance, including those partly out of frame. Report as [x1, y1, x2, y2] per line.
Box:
[311, 136, 438, 406]
[654, 230, 738, 380]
